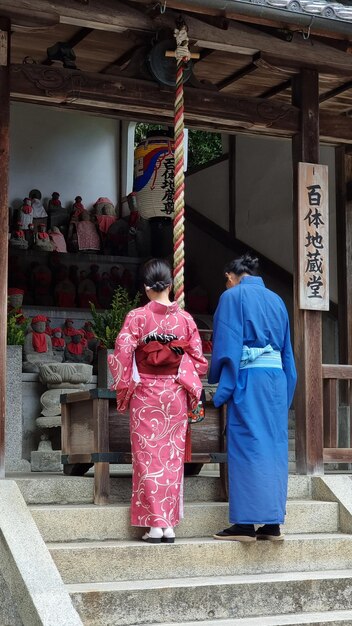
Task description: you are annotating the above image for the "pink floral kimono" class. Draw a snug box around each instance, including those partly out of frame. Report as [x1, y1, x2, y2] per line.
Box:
[108, 300, 208, 528]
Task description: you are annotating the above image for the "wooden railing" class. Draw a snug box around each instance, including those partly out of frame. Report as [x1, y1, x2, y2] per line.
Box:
[322, 364, 352, 464]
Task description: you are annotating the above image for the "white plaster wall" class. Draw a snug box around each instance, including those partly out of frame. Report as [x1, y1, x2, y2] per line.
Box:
[185, 159, 229, 230]
[235, 135, 337, 302]
[9, 102, 119, 211]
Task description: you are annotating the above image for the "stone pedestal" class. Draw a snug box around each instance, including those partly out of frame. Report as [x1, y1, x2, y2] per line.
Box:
[31, 363, 94, 472]
[6, 345, 31, 472]
[31, 436, 62, 473]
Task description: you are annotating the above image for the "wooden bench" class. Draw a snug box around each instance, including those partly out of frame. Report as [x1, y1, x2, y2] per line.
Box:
[61, 388, 227, 504]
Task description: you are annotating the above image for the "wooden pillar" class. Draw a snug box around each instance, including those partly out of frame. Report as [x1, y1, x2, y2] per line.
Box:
[0, 17, 10, 478]
[335, 146, 352, 366]
[292, 69, 324, 475]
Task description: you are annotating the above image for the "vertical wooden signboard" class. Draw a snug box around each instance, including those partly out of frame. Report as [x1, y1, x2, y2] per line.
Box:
[298, 162, 329, 311]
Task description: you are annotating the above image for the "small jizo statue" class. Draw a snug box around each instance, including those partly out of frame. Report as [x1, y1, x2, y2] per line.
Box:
[30, 189, 48, 231]
[62, 318, 79, 341]
[34, 223, 54, 252]
[64, 330, 93, 364]
[23, 314, 55, 373]
[51, 327, 65, 361]
[71, 196, 87, 221]
[19, 198, 33, 231]
[10, 222, 28, 250]
[48, 192, 61, 213]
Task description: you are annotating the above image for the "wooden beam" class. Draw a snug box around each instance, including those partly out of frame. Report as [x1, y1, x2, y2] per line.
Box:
[2, 0, 352, 76]
[182, 18, 352, 76]
[66, 27, 93, 49]
[322, 364, 352, 379]
[0, 0, 152, 33]
[323, 448, 352, 462]
[320, 80, 352, 103]
[292, 69, 324, 475]
[216, 53, 260, 91]
[10, 64, 352, 144]
[260, 79, 291, 99]
[10, 63, 300, 134]
[0, 18, 10, 479]
[102, 45, 142, 74]
[41, 27, 94, 65]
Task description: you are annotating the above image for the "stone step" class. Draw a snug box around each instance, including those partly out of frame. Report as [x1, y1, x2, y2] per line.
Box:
[49, 533, 349, 585]
[13, 473, 311, 504]
[67, 569, 352, 626]
[12, 474, 220, 505]
[143, 611, 352, 626]
[31, 500, 338, 544]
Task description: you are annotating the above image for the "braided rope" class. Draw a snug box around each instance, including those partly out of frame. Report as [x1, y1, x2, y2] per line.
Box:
[173, 24, 191, 309]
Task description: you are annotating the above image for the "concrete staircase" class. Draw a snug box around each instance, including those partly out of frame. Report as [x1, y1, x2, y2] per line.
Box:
[11, 472, 352, 626]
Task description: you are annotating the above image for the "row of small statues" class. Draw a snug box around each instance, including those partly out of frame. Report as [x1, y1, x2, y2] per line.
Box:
[9, 190, 149, 257]
[10, 260, 134, 310]
[22, 315, 99, 373]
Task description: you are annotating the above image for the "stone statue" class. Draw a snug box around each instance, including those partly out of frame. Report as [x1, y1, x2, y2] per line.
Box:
[49, 226, 67, 253]
[64, 331, 93, 364]
[71, 196, 87, 221]
[97, 271, 113, 309]
[45, 318, 53, 336]
[18, 197, 33, 231]
[51, 328, 65, 361]
[8, 287, 26, 324]
[93, 197, 116, 216]
[76, 212, 100, 253]
[33, 223, 54, 252]
[9, 222, 28, 250]
[25, 222, 35, 248]
[103, 218, 128, 256]
[32, 362, 93, 471]
[54, 270, 76, 308]
[62, 318, 79, 342]
[29, 189, 48, 231]
[77, 270, 98, 308]
[67, 208, 100, 253]
[81, 320, 99, 360]
[47, 192, 70, 233]
[32, 264, 53, 306]
[23, 314, 56, 373]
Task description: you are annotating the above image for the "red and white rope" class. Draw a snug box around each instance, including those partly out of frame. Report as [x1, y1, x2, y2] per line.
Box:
[173, 24, 191, 309]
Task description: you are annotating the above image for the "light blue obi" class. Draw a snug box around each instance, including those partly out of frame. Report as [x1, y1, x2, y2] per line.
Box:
[240, 344, 282, 370]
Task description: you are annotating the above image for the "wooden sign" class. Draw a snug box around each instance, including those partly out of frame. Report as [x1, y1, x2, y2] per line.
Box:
[298, 162, 329, 310]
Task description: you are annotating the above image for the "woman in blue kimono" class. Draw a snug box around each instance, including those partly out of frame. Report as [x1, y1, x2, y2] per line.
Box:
[209, 253, 297, 542]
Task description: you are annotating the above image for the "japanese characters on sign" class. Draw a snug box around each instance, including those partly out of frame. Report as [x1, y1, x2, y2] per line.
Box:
[298, 162, 329, 310]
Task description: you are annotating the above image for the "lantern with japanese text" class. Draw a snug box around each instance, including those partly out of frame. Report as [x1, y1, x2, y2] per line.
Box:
[134, 131, 175, 220]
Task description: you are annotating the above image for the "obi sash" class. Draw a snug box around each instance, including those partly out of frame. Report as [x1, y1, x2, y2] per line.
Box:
[135, 339, 189, 375]
[240, 344, 282, 370]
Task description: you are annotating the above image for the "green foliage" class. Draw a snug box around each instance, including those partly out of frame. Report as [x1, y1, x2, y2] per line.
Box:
[7, 311, 28, 346]
[90, 287, 140, 349]
[134, 123, 222, 170]
[187, 130, 222, 170]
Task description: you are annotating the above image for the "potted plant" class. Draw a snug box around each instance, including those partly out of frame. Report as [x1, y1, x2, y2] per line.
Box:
[7, 310, 28, 374]
[90, 286, 140, 387]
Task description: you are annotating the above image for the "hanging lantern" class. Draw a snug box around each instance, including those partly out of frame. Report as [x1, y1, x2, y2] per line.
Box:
[133, 131, 175, 220]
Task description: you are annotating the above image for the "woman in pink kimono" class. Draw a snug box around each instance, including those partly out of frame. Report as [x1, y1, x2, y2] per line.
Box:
[108, 259, 208, 543]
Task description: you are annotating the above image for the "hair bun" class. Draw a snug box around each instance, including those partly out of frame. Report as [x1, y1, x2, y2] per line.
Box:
[243, 253, 259, 271]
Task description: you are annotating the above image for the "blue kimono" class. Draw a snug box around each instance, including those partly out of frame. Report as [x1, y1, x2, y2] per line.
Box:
[209, 276, 297, 524]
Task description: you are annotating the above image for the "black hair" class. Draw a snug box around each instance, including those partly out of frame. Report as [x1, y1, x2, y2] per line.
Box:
[224, 252, 259, 277]
[143, 258, 173, 293]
